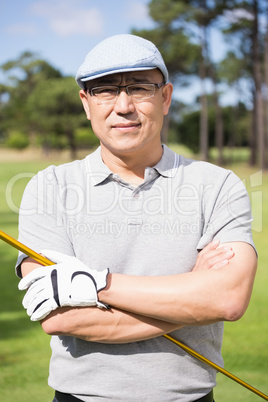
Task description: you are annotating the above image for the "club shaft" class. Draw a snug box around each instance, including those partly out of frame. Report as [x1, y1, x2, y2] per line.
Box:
[0, 229, 54, 266]
[163, 334, 268, 400]
[0, 228, 267, 400]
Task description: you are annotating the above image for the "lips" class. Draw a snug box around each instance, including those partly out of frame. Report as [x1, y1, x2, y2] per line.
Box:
[111, 122, 141, 134]
[112, 122, 141, 129]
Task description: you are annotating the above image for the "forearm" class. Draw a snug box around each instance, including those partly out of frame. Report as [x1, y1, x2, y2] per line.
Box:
[21, 242, 257, 335]
[21, 258, 183, 343]
[21, 257, 42, 276]
[41, 306, 183, 343]
[99, 271, 225, 325]
[98, 242, 257, 325]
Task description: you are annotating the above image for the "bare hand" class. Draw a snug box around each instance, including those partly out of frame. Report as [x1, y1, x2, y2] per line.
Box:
[193, 239, 234, 272]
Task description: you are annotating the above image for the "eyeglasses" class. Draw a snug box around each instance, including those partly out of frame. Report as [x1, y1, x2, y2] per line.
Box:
[87, 82, 166, 104]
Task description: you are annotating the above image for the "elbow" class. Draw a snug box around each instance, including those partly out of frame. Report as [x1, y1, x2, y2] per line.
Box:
[218, 243, 257, 322]
[224, 305, 245, 322]
[222, 293, 250, 322]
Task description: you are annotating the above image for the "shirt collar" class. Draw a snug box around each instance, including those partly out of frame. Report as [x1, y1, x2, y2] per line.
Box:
[85, 147, 113, 186]
[152, 144, 180, 178]
[85, 144, 180, 186]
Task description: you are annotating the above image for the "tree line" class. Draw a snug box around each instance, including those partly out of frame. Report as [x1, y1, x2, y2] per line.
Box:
[0, 0, 267, 168]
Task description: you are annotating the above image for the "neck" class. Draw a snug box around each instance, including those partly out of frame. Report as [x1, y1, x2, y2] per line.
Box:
[100, 144, 163, 184]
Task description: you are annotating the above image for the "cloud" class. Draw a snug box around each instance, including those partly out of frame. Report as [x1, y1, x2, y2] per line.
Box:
[5, 23, 37, 35]
[124, 2, 149, 21]
[31, 0, 104, 37]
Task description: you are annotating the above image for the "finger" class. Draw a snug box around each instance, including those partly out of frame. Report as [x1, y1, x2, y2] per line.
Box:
[18, 266, 48, 290]
[193, 247, 234, 271]
[30, 299, 56, 321]
[207, 246, 233, 260]
[211, 259, 230, 270]
[199, 244, 233, 261]
[24, 288, 49, 315]
[22, 279, 45, 308]
[199, 239, 220, 255]
[206, 250, 234, 269]
[26, 295, 47, 316]
[23, 283, 48, 313]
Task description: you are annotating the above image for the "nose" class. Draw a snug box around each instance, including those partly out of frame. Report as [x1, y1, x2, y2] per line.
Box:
[113, 90, 135, 114]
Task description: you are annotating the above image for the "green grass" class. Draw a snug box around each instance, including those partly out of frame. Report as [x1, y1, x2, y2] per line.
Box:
[0, 149, 267, 401]
[213, 162, 268, 401]
[0, 159, 59, 402]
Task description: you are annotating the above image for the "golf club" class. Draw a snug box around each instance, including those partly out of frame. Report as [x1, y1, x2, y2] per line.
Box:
[0, 228, 267, 400]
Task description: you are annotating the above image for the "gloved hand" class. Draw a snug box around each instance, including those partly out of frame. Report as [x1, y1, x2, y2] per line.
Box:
[18, 249, 109, 321]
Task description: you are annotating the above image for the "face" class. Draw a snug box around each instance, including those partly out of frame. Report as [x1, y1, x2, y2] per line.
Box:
[79, 69, 173, 160]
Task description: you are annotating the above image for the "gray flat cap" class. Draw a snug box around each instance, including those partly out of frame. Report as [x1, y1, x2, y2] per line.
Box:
[76, 34, 168, 88]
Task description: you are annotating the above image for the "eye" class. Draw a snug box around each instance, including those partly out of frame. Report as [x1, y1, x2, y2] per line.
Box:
[131, 85, 151, 92]
[129, 84, 155, 98]
[93, 86, 118, 96]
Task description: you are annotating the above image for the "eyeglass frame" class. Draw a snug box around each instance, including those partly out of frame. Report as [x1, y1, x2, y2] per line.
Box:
[86, 82, 166, 103]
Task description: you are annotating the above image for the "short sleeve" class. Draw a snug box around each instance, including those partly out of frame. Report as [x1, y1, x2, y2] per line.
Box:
[15, 167, 74, 277]
[197, 171, 256, 252]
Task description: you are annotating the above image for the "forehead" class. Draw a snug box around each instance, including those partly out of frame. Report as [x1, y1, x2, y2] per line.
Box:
[87, 69, 163, 87]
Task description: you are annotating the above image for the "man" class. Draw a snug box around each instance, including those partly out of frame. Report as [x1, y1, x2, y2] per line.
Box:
[17, 34, 257, 402]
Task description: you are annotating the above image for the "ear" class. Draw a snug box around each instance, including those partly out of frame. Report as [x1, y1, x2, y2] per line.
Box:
[79, 90, 91, 120]
[162, 83, 173, 116]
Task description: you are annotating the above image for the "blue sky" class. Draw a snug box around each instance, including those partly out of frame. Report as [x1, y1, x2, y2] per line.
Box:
[1, 0, 231, 104]
[1, 0, 155, 77]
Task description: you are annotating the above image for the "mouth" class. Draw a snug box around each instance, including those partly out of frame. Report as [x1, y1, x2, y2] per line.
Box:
[112, 122, 141, 132]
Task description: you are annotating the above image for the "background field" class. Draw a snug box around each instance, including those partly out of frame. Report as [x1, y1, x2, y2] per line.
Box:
[0, 146, 267, 402]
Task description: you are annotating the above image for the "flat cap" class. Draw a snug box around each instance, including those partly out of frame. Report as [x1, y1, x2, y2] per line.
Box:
[76, 34, 168, 88]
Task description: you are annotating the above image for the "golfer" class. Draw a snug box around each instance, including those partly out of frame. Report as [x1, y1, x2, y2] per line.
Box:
[17, 34, 257, 402]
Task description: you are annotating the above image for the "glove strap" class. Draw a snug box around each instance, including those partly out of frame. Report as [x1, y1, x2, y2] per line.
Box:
[51, 269, 60, 307]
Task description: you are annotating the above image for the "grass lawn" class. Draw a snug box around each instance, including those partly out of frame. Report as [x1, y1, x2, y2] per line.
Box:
[0, 147, 267, 401]
[0, 158, 58, 402]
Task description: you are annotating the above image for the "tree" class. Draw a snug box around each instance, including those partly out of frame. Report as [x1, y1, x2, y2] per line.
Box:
[253, 0, 266, 168]
[26, 77, 86, 159]
[174, 100, 250, 156]
[218, 50, 251, 154]
[264, 4, 268, 166]
[0, 51, 63, 142]
[0, 52, 96, 158]
[134, 0, 228, 160]
[222, 0, 267, 168]
[132, 1, 200, 144]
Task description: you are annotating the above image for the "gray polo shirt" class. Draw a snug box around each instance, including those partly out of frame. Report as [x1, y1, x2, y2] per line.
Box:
[16, 145, 255, 401]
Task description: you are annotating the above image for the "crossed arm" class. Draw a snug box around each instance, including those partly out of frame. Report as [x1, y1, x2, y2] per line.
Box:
[20, 240, 257, 343]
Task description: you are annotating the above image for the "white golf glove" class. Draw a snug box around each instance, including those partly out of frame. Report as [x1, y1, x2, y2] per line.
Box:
[18, 249, 109, 321]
